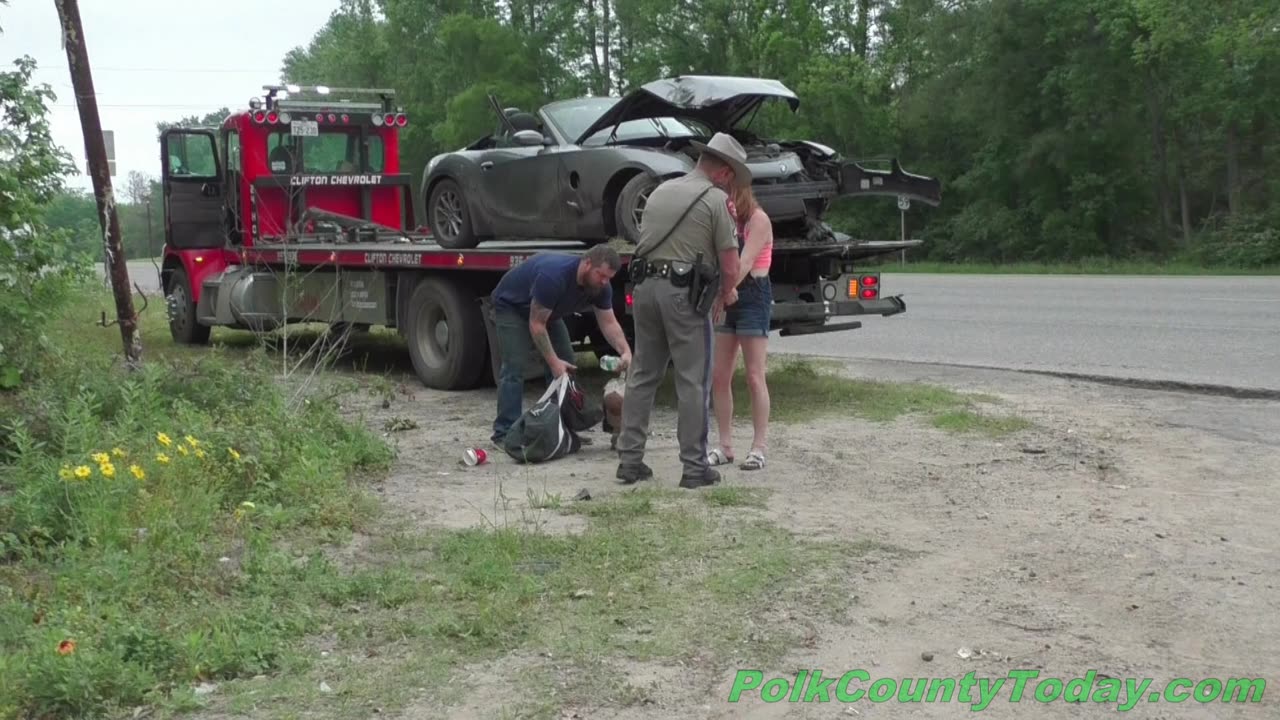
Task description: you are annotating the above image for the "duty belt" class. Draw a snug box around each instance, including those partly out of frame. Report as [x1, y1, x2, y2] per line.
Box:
[642, 260, 686, 279]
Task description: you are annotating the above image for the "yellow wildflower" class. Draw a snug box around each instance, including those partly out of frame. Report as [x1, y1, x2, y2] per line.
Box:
[233, 500, 256, 522]
[194, 448, 207, 460]
[99, 463, 115, 478]
[177, 445, 189, 456]
[111, 447, 127, 458]
[156, 432, 172, 447]
[240, 501, 256, 510]
[129, 465, 145, 480]
[73, 466, 91, 480]
[228, 448, 241, 461]
[59, 467, 74, 481]
[185, 435, 200, 447]
[156, 453, 171, 464]
[90, 452, 110, 464]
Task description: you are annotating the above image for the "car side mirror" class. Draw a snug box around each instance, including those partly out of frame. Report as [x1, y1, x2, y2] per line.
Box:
[513, 129, 549, 147]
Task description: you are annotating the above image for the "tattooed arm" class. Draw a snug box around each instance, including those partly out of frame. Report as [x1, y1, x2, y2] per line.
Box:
[529, 298, 574, 377]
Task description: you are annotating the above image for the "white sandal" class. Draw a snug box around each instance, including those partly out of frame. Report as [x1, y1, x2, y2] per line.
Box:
[739, 450, 765, 470]
[707, 448, 735, 466]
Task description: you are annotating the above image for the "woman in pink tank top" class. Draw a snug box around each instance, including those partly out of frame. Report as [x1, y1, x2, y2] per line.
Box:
[708, 184, 773, 471]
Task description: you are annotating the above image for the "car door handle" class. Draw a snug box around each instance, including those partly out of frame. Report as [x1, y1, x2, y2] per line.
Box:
[480, 161, 494, 171]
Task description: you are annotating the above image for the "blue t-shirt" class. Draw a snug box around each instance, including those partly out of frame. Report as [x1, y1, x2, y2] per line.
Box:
[492, 253, 612, 321]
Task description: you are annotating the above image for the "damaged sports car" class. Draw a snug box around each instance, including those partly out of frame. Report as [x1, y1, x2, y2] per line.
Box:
[421, 75, 941, 249]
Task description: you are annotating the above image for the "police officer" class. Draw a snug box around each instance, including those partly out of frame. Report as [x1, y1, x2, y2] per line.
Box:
[615, 132, 747, 488]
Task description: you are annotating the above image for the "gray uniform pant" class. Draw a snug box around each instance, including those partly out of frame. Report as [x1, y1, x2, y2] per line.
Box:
[616, 276, 713, 475]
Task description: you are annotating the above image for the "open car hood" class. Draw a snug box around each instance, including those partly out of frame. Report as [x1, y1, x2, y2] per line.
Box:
[573, 75, 801, 145]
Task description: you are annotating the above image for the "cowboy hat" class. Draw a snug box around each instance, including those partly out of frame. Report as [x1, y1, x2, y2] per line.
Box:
[690, 132, 751, 187]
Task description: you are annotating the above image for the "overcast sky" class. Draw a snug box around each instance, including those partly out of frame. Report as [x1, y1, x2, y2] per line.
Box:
[6, 0, 343, 191]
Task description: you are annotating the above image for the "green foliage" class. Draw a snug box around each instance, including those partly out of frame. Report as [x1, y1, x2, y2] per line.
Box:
[0, 286, 394, 718]
[268, 0, 1278, 267]
[0, 56, 94, 389]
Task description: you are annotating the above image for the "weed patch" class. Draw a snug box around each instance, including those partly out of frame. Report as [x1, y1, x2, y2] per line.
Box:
[656, 357, 1011, 428]
[0, 283, 394, 719]
[931, 409, 1034, 437]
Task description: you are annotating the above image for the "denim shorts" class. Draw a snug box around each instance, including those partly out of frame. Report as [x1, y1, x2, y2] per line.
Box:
[716, 275, 773, 337]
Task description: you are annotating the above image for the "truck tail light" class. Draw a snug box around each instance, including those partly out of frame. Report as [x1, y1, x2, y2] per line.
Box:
[384, 113, 396, 126]
[266, 112, 278, 124]
[850, 274, 880, 300]
[625, 293, 633, 307]
[395, 113, 408, 126]
[252, 111, 266, 123]
[861, 274, 878, 299]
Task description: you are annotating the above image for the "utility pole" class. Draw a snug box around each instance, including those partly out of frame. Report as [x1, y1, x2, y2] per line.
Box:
[54, 0, 142, 368]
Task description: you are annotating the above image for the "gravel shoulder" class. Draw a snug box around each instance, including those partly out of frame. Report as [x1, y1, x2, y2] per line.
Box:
[329, 356, 1277, 719]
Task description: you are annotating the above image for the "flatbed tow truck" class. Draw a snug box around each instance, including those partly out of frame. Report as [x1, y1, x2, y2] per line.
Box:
[157, 84, 925, 391]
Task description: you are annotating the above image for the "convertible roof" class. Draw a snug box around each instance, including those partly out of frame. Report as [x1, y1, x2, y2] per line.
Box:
[572, 75, 801, 144]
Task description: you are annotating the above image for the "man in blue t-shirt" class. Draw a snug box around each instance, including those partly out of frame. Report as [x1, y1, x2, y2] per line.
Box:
[489, 246, 632, 444]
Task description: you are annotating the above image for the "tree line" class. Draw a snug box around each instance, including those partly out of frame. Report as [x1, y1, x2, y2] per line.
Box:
[279, 0, 1279, 266]
[34, 0, 1280, 267]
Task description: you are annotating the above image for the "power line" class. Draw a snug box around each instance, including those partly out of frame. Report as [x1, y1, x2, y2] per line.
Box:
[59, 66, 278, 73]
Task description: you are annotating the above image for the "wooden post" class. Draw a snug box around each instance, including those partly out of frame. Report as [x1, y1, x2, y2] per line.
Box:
[54, 0, 142, 367]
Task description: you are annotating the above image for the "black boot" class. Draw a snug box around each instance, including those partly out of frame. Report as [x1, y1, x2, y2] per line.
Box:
[616, 461, 654, 484]
[679, 467, 721, 489]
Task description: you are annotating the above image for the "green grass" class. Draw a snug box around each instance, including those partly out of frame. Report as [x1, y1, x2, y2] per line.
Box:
[880, 259, 1280, 275]
[656, 356, 1030, 433]
[931, 409, 1034, 437]
[0, 281, 397, 719]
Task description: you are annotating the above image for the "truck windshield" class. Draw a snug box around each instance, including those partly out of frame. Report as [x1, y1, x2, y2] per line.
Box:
[267, 130, 384, 173]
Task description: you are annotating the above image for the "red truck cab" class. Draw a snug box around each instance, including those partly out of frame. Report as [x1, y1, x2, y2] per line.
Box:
[158, 85, 415, 342]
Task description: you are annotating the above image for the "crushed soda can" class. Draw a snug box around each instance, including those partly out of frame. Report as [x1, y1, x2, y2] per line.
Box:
[463, 447, 488, 466]
[599, 355, 622, 373]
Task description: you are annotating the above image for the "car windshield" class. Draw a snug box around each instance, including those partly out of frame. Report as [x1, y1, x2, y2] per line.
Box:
[543, 98, 708, 145]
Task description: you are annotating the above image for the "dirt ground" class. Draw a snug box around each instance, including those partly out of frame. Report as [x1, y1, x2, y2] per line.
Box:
[339, 356, 1279, 719]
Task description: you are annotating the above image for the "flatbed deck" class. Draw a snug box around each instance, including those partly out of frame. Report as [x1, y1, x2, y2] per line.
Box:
[237, 237, 922, 271]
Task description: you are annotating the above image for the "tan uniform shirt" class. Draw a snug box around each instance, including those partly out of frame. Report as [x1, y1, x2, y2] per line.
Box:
[634, 172, 738, 265]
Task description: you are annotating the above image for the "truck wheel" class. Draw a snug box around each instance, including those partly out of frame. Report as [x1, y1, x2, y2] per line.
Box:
[428, 178, 477, 249]
[614, 173, 657, 245]
[166, 267, 210, 345]
[404, 276, 487, 390]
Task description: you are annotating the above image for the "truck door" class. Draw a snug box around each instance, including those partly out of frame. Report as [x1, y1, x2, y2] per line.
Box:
[160, 128, 224, 249]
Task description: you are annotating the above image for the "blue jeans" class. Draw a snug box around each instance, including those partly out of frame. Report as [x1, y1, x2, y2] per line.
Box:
[716, 276, 773, 336]
[491, 306, 576, 444]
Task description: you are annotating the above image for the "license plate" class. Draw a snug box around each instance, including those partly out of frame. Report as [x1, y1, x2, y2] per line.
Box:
[290, 120, 319, 137]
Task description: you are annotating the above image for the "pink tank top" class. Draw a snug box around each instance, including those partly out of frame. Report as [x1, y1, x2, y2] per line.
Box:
[739, 210, 772, 274]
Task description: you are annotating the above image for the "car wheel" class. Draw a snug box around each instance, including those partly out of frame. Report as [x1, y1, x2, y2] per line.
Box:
[428, 178, 477, 249]
[614, 173, 658, 245]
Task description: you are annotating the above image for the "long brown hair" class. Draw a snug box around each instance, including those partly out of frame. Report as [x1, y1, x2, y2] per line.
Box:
[730, 183, 760, 228]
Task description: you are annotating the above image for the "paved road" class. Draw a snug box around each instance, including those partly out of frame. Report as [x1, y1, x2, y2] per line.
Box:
[774, 274, 1280, 392]
[121, 259, 164, 294]
[112, 262, 1277, 391]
